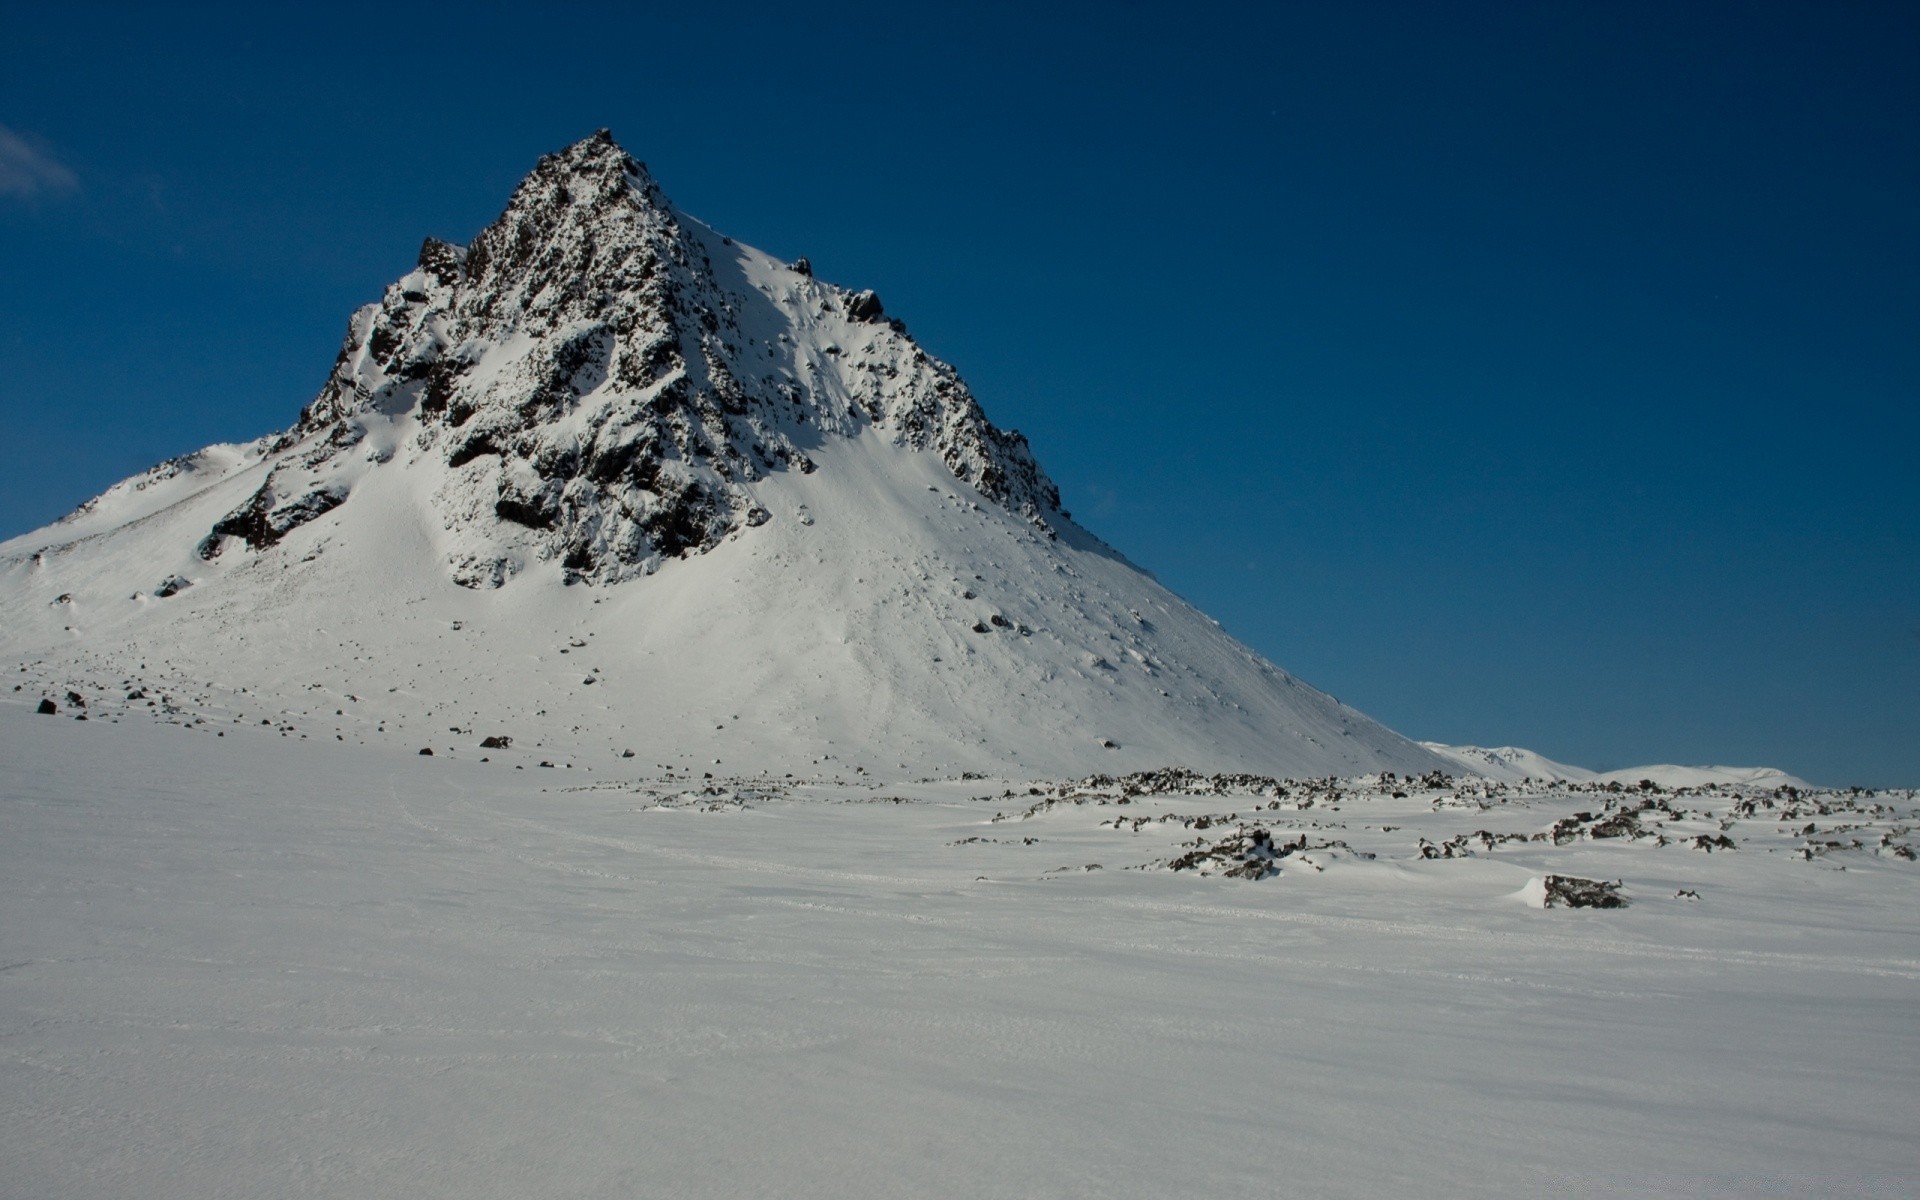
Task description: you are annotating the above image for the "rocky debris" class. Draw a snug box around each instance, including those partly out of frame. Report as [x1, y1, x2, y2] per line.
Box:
[480, 735, 512, 749]
[36, 698, 57, 714]
[987, 770, 1920, 890]
[418, 747, 434, 756]
[1537, 797, 1680, 845]
[153, 575, 193, 598]
[1154, 824, 1367, 880]
[1166, 826, 1294, 880]
[1418, 830, 1531, 859]
[1540, 875, 1627, 909]
[64, 690, 85, 707]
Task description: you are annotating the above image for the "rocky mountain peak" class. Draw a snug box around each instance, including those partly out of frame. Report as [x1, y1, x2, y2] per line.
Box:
[183, 133, 1064, 587]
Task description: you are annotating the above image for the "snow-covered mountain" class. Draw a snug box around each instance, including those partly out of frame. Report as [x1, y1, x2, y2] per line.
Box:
[1, 131, 1457, 779]
[1421, 743, 1809, 789]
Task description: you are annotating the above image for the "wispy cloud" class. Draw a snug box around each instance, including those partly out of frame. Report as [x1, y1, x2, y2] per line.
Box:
[0, 124, 79, 199]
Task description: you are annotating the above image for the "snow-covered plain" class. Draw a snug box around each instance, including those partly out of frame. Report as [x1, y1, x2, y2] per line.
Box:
[4, 702, 1916, 1198]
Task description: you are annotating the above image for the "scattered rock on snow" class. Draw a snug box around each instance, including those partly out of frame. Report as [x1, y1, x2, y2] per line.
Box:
[1527, 874, 1627, 909]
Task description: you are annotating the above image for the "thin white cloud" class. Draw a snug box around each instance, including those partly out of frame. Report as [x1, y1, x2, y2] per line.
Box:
[0, 124, 79, 198]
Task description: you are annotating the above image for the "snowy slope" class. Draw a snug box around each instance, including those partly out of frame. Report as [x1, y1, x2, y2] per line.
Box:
[1422, 742, 1600, 784]
[0, 132, 1452, 780]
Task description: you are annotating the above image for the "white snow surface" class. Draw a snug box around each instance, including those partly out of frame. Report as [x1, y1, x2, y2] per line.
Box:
[3, 705, 1916, 1197]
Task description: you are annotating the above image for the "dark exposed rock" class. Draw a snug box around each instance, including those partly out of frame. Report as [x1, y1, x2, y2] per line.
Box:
[494, 493, 557, 530]
[258, 132, 1059, 588]
[153, 575, 193, 598]
[419, 747, 434, 756]
[1541, 875, 1626, 909]
[1167, 826, 1307, 880]
[480, 735, 512, 749]
[36, 698, 57, 715]
[200, 478, 346, 559]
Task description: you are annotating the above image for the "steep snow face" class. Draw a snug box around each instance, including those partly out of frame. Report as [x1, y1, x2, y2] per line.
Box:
[0, 131, 1456, 780]
[274, 129, 1057, 588]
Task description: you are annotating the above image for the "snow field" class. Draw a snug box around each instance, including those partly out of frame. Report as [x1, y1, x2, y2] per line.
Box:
[3, 706, 1915, 1198]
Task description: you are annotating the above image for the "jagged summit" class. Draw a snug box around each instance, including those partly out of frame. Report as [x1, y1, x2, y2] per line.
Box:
[1, 133, 1454, 780]
[245, 130, 1058, 587]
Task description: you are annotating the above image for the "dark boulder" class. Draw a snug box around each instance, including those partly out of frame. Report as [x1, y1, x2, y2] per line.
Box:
[1541, 875, 1626, 909]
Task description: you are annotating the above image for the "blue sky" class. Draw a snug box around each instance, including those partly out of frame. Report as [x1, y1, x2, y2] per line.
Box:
[2, 1, 1914, 783]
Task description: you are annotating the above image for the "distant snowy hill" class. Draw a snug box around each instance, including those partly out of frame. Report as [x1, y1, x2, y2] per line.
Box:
[1589, 763, 1811, 789]
[0, 131, 1456, 780]
[1423, 743, 1809, 789]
